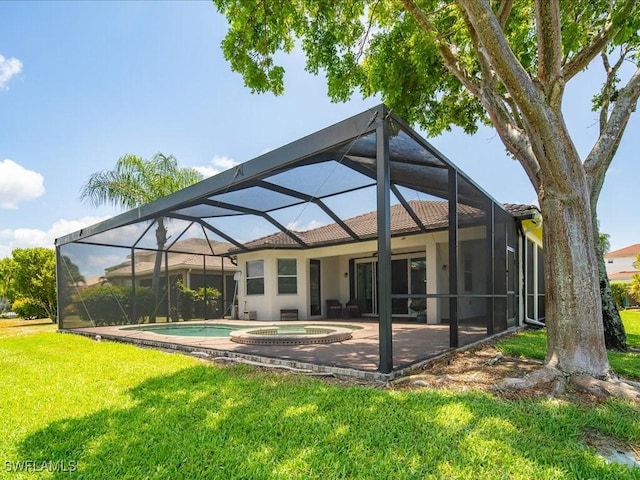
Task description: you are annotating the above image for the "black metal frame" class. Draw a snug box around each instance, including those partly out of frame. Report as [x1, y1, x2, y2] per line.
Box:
[56, 104, 519, 373]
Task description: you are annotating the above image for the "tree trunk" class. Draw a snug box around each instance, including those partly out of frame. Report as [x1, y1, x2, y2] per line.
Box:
[596, 237, 627, 351]
[149, 217, 167, 323]
[541, 193, 610, 377]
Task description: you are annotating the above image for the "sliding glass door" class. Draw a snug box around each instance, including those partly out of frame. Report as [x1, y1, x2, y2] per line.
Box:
[355, 255, 426, 316]
[356, 262, 376, 314]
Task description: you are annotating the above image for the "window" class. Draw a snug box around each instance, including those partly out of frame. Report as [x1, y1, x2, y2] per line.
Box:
[277, 258, 297, 294]
[246, 260, 264, 295]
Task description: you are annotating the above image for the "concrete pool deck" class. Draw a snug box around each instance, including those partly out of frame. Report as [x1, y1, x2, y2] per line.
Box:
[64, 318, 513, 381]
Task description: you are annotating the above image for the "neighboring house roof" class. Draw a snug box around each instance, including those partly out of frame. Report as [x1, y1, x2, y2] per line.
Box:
[106, 238, 236, 278]
[236, 201, 537, 252]
[605, 243, 640, 259]
[608, 271, 640, 282]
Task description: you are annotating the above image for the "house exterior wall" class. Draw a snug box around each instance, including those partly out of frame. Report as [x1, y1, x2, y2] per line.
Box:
[235, 225, 493, 322]
[321, 256, 342, 306]
[605, 255, 638, 276]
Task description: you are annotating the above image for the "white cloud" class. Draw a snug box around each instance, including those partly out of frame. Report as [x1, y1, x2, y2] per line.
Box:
[286, 219, 326, 232]
[0, 216, 107, 257]
[193, 155, 238, 177]
[0, 159, 45, 209]
[0, 54, 23, 90]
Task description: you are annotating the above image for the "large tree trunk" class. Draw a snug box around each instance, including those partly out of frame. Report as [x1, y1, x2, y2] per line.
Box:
[541, 192, 610, 377]
[592, 214, 627, 351]
[149, 217, 167, 323]
[592, 217, 627, 352]
[596, 238, 627, 351]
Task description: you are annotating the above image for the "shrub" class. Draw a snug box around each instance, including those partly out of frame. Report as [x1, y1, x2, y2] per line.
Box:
[630, 274, 640, 305]
[78, 285, 155, 326]
[131, 287, 155, 323]
[610, 282, 629, 308]
[12, 297, 47, 319]
[194, 287, 220, 318]
[176, 281, 196, 321]
[79, 285, 130, 326]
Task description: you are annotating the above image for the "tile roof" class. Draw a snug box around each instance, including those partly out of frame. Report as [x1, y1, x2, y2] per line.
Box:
[608, 270, 640, 282]
[605, 243, 640, 259]
[106, 238, 236, 277]
[237, 201, 534, 251]
[502, 203, 540, 217]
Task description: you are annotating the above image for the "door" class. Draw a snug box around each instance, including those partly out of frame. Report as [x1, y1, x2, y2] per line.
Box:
[309, 259, 321, 316]
[355, 256, 426, 316]
[356, 262, 376, 314]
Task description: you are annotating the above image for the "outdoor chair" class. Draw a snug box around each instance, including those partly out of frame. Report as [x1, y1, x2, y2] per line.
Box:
[344, 299, 361, 318]
[326, 299, 343, 318]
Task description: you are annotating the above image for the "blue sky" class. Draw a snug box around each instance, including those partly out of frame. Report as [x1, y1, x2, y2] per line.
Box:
[0, 0, 637, 259]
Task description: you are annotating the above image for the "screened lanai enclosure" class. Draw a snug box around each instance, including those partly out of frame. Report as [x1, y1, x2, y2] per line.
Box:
[56, 104, 543, 375]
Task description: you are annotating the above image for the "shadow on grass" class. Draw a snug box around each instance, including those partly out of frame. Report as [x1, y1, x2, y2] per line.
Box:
[626, 332, 640, 349]
[18, 364, 640, 479]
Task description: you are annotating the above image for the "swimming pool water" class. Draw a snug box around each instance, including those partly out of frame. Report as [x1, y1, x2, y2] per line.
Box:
[124, 324, 238, 337]
[124, 323, 361, 338]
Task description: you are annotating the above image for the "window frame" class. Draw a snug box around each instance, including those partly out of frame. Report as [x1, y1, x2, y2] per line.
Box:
[246, 260, 265, 295]
[277, 258, 297, 295]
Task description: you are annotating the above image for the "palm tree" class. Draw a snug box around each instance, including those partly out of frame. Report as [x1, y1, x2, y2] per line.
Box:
[81, 153, 203, 321]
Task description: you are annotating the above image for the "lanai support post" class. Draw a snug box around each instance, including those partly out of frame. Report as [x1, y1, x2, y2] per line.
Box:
[55, 245, 63, 328]
[376, 112, 393, 373]
[449, 168, 459, 348]
[486, 202, 495, 336]
[131, 247, 137, 323]
[165, 250, 170, 322]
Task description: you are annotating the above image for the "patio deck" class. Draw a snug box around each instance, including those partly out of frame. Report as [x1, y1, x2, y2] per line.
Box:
[64, 317, 507, 380]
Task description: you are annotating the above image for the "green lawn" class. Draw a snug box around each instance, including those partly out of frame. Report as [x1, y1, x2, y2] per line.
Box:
[497, 310, 640, 380]
[0, 318, 638, 479]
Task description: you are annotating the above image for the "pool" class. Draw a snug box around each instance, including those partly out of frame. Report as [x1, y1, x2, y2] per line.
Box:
[230, 325, 353, 345]
[122, 323, 356, 345]
[123, 323, 239, 337]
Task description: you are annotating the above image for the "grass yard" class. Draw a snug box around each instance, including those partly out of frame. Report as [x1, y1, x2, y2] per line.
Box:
[0, 318, 638, 479]
[498, 310, 640, 380]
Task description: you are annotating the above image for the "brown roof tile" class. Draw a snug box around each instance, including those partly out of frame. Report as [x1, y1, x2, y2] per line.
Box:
[503, 203, 540, 217]
[608, 270, 640, 282]
[239, 200, 528, 251]
[605, 243, 640, 259]
[106, 238, 236, 277]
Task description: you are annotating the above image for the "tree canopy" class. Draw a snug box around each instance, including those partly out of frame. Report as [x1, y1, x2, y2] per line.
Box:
[213, 0, 640, 391]
[0, 256, 17, 308]
[81, 152, 203, 321]
[4, 248, 57, 321]
[80, 152, 203, 210]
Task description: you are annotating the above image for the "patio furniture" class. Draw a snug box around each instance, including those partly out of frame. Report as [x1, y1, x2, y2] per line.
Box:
[326, 299, 343, 318]
[280, 309, 299, 321]
[344, 299, 361, 318]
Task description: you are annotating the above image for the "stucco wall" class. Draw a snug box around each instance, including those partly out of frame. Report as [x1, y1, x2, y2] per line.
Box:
[605, 256, 638, 275]
[235, 225, 503, 322]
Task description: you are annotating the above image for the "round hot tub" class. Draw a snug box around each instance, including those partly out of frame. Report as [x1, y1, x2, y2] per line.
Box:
[230, 325, 352, 346]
